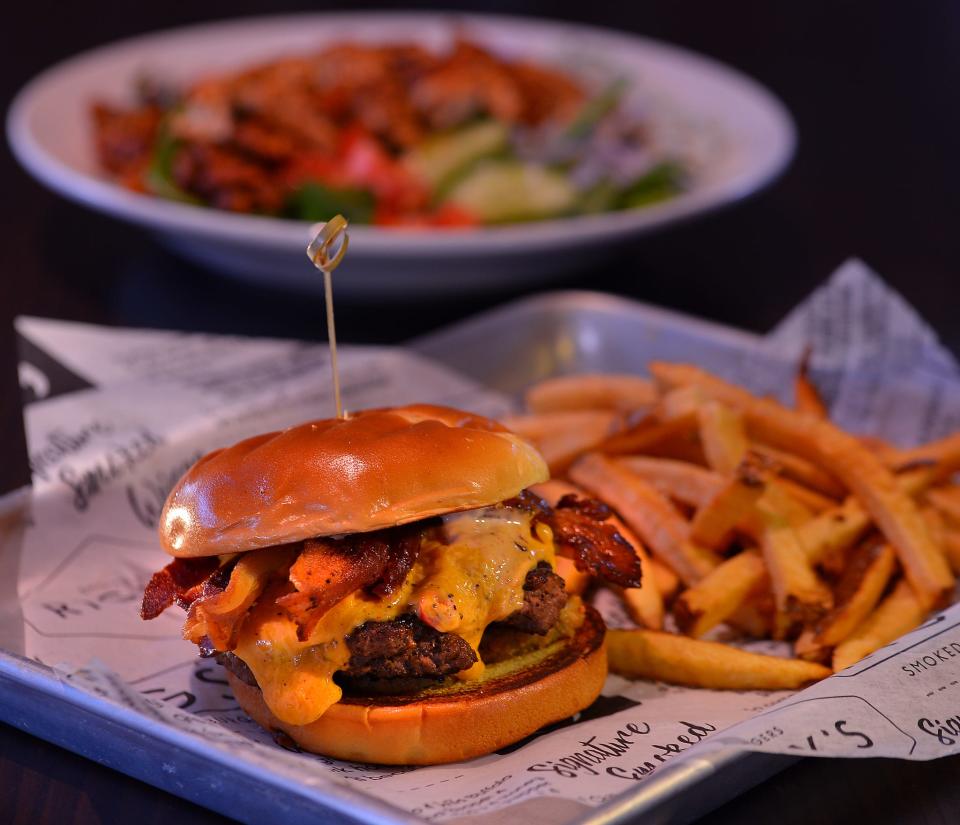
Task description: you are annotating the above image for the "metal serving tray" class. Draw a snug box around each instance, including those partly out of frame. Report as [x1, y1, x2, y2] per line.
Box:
[0, 291, 796, 825]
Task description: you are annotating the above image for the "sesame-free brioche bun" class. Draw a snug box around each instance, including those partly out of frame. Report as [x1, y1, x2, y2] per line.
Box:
[226, 604, 606, 765]
[160, 405, 548, 558]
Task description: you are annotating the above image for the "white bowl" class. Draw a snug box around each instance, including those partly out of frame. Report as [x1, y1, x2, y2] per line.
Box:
[7, 12, 795, 296]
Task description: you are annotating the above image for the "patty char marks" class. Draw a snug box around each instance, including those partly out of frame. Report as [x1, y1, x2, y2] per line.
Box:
[346, 614, 478, 679]
[496, 561, 567, 635]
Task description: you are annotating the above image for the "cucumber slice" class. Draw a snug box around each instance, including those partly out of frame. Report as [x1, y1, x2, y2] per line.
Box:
[444, 161, 576, 223]
[405, 120, 509, 191]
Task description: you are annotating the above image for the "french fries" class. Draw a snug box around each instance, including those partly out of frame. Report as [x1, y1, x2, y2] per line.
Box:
[502, 410, 623, 473]
[608, 629, 831, 690]
[698, 402, 749, 476]
[749, 442, 845, 499]
[598, 412, 703, 464]
[802, 542, 896, 660]
[832, 580, 926, 671]
[525, 373, 656, 413]
[674, 551, 767, 637]
[615, 456, 724, 509]
[514, 362, 960, 691]
[650, 362, 954, 608]
[648, 557, 682, 600]
[794, 352, 829, 418]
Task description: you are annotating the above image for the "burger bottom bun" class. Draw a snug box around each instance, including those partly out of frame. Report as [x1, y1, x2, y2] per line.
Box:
[227, 605, 607, 765]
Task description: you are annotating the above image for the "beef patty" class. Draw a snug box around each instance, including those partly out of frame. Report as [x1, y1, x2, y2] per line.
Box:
[219, 563, 568, 690]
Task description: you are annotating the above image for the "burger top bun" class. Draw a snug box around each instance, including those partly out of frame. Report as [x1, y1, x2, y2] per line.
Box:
[159, 405, 549, 558]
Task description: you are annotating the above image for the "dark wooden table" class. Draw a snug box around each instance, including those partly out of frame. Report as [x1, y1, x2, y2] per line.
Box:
[3, 1, 959, 823]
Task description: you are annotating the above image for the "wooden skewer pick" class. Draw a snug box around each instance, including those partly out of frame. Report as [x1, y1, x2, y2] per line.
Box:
[306, 215, 349, 419]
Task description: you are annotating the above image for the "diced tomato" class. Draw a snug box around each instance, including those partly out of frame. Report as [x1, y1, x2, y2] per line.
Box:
[430, 203, 480, 227]
[373, 202, 480, 228]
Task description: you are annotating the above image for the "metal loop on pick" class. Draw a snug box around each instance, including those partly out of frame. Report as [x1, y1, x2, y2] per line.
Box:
[307, 215, 349, 272]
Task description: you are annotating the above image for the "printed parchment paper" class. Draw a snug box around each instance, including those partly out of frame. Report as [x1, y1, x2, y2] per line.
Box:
[5, 260, 960, 824]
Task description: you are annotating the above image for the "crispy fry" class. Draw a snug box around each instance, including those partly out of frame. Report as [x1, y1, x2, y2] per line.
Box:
[762, 525, 834, 631]
[654, 385, 706, 421]
[921, 504, 946, 548]
[813, 542, 897, 649]
[608, 628, 831, 690]
[534, 478, 662, 628]
[690, 471, 765, 549]
[924, 486, 960, 525]
[570, 453, 718, 585]
[757, 480, 814, 528]
[832, 579, 926, 671]
[751, 443, 845, 499]
[649, 557, 681, 601]
[771, 477, 835, 513]
[698, 401, 749, 476]
[525, 373, 657, 413]
[616, 456, 724, 509]
[674, 551, 767, 637]
[859, 436, 908, 466]
[797, 467, 933, 566]
[794, 353, 829, 418]
[502, 410, 623, 473]
[650, 362, 954, 607]
[942, 527, 960, 575]
[597, 411, 703, 463]
[894, 431, 960, 480]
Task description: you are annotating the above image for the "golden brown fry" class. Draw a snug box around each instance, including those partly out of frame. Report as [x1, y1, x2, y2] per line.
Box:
[650, 362, 954, 607]
[649, 557, 681, 601]
[674, 551, 767, 638]
[757, 481, 815, 528]
[616, 456, 724, 509]
[502, 410, 622, 474]
[763, 526, 834, 631]
[570, 453, 718, 585]
[533, 478, 663, 629]
[924, 486, 960, 525]
[894, 431, 960, 480]
[832, 579, 926, 671]
[759, 498, 834, 633]
[813, 542, 897, 649]
[597, 411, 703, 464]
[698, 401, 749, 476]
[608, 628, 831, 690]
[797, 467, 933, 567]
[794, 354, 829, 419]
[859, 436, 908, 466]
[525, 373, 657, 413]
[655, 384, 706, 421]
[771, 478, 835, 513]
[794, 629, 830, 664]
[729, 596, 774, 638]
[942, 527, 960, 575]
[750, 443, 846, 499]
[690, 473, 765, 549]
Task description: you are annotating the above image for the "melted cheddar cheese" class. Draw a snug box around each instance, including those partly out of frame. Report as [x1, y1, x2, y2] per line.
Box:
[232, 507, 555, 726]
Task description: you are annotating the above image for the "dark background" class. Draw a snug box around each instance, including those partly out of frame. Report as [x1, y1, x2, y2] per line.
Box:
[2, 2, 959, 823]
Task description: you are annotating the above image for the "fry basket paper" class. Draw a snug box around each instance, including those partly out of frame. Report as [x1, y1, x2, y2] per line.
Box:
[6, 259, 960, 825]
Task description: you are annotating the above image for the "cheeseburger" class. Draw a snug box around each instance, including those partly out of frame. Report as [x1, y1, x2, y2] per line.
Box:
[141, 405, 641, 764]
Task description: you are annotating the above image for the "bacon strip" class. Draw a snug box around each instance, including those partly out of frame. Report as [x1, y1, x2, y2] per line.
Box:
[140, 557, 222, 620]
[548, 494, 644, 589]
